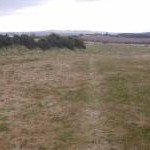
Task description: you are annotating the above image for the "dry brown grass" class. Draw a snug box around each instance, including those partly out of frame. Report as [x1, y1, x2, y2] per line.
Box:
[0, 43, 150, 150]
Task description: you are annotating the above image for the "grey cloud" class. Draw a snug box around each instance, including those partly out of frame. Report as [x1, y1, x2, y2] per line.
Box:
[0, 0, 48, 15]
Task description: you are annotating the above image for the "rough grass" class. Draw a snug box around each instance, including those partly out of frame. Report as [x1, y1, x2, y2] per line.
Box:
[0, 43, 150, 150]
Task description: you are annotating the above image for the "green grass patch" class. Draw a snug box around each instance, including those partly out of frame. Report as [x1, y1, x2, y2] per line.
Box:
[59, 130, 74, 142]
[0, 115, 7, 121]
[0, 123, 8, 131]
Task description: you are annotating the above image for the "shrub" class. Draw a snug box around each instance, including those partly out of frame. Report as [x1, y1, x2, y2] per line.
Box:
[0, 34, 86, 50]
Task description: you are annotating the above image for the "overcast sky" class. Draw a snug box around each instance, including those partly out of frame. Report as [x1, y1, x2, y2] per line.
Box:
[0, 0, 150, 32]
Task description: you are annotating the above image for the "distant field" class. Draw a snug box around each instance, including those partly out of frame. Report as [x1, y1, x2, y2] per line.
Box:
[0, 43, 150, 150]
[81, 34, 150, 44]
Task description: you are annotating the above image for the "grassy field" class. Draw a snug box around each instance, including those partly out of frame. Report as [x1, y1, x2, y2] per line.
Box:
[0, 43, 150, 150]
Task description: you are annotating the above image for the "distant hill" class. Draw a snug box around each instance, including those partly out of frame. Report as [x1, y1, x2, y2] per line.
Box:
[1, 30, 150, 44]
[117, 32, 150, 38]
[1, 30, 150, 38]
[0, 30, 100, 37]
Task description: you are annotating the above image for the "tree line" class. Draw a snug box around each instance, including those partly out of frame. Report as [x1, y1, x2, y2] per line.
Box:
[0, 34, 86, 50]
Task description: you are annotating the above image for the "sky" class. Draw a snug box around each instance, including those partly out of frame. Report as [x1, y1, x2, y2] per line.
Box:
[0, 0, 150, 33]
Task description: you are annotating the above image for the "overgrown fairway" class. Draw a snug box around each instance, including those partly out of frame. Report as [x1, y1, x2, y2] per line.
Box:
[0, 43, 150, 150]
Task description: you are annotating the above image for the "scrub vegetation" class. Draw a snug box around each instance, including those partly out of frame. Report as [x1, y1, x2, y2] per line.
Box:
[0, 34, 86, 50]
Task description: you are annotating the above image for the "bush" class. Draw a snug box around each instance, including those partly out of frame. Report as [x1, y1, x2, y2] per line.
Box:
[0, 34, 86, 50]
